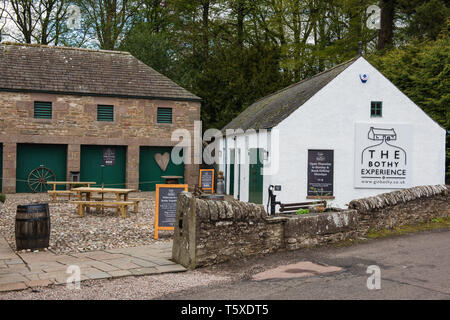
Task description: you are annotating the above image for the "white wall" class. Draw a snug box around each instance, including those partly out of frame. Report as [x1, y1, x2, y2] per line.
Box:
[220, 130, 272, 205]
[274, 57, 446, 208]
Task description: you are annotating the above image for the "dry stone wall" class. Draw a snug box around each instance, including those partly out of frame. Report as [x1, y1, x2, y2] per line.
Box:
[172, 185, 450, 269]
[283, 209, 359, 250]
[349, 185, 449, 234]
[172, 192, 286, 269]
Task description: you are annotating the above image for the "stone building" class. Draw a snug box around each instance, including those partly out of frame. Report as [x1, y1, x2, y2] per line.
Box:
[219, 56, 446, 209]
[0, 43, 201, 193]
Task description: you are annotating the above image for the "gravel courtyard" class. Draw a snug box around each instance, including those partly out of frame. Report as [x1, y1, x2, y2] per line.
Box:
[0, 192, 172, 254]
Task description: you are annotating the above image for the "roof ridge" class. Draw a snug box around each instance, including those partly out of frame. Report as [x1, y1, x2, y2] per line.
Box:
[0, 42, 131, 55]
[251, 56, 360, 106]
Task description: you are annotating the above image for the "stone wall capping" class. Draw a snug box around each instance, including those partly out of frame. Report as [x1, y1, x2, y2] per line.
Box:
[349, 185, 448, 213]
[264, 216, 290, 224]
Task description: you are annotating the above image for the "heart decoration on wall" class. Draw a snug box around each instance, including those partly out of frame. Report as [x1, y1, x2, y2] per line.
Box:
[154, 152, 170, 172]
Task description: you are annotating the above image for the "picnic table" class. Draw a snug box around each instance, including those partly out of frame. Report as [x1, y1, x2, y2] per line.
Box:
[47, 181, 96, 202]
[71, 187, 143, 218]
[161, 176, 183, 184]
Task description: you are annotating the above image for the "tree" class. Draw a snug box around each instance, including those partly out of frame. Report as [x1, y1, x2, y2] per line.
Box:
[0, 0, 7, 35]
[35, 0, 69, 45]
[402, 0, 449, 41]
[76, 0, 141, 50]
[7, 0, 36, 43]
[4, 0, 70, 45]
[377, 0, 396, 50]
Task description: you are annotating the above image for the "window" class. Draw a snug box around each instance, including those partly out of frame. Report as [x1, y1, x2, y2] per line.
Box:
[34, 102, 52, 119]
[97, 105, 114, 122]
[157, 107, 172, 124]
[371, 101, 382, 117]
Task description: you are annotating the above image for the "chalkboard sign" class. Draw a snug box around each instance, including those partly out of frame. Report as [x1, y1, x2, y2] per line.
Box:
[154, 184, 188, 240]
[102, 147, 115, 166]
[307, 150, 334, 197]
[199, 169, 214, 192]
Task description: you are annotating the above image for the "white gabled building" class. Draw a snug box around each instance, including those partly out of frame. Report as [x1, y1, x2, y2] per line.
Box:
[218, 56, 446, 210]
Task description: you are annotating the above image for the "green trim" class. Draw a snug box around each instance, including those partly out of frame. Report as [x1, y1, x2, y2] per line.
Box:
[371, 101, 382, 117]
[34, 101, 52, 119]
[97, 105, 114, 122]
[229, 149, 235, 196]
[248, 148, 264, 204]
[157, 107, 173, 124]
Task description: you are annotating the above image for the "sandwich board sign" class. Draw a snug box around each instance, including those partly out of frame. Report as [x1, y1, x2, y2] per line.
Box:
[199, 169, 214, 193]
[154, 184, 188, 240]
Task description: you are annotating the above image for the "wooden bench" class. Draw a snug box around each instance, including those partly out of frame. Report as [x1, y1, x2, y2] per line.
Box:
[279, 200, 327, 214]
[71, 201, 134, 218]
[90, 196, 147, 213]
[47, 181, 96, 202]
[48, 190, 77, 202]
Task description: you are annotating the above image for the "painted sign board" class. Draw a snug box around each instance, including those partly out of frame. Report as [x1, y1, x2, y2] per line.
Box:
[307, 149, 334, 197]
[102, 147, 115, 166]
[154, 184, 188, 240]
[199, 169, 214, 192]
[354, 123, 411, 189]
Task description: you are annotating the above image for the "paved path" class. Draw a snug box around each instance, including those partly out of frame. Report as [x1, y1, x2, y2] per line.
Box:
[0, 238, 185, 292]
[162, 229, 450, 300]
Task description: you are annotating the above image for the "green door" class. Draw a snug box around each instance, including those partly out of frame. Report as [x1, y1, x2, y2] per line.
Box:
[80, 145, 126, 188]
[229, 149, 235, 196]
[16, 144, 67, 193]
[248, 148, 263, 204]
[139, 146, 185, 191]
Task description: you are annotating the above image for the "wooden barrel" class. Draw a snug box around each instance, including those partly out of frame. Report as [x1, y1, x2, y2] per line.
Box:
[15, 203, 50, 251]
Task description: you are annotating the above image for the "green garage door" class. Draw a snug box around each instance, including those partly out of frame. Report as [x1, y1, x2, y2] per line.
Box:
[16, 144, 67, 193]
[80, 145, 126, 188]
[139, 146, 184, 191]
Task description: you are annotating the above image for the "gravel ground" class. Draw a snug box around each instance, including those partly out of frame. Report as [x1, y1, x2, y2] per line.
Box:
[0, 270, 232, 300]
[0, 192, 172, 254]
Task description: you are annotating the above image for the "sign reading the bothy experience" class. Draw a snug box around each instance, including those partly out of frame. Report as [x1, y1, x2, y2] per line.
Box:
[154, 184, 188, 240]
[102, 147, 115, 166]
[307, 150, 334, 197]
[199, 169, 214, 192]
[354, 123, 411, 189]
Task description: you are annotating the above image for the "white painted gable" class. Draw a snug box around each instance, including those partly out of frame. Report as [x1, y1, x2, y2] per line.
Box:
[273, 57, 445, 208]
[221, 57, 446, 209]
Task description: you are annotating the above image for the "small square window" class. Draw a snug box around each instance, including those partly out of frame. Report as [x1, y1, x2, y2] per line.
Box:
[371, 101, 382, 117]
[34, 101, 52, 119]
[157, 107, 172, 124]
[97, 105, 114, 122]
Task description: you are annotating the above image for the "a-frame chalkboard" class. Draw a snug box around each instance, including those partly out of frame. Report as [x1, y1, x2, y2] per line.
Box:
[199, 169, 214, 193]
[154, 184, 188, 240]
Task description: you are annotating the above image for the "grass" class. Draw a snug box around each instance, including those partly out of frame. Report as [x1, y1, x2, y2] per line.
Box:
[366, 217, 450, 239]
[333, 217, 450, 248]
[296, 208, 309, 215]
[0, 193, 5, 203]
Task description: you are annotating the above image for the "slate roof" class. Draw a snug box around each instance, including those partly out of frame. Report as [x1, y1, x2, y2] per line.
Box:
[222, 56, 359, 131]
[0, 43, 201, 101]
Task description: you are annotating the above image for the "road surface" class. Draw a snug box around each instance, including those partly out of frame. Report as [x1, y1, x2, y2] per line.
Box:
[162, 229, 450, 300]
